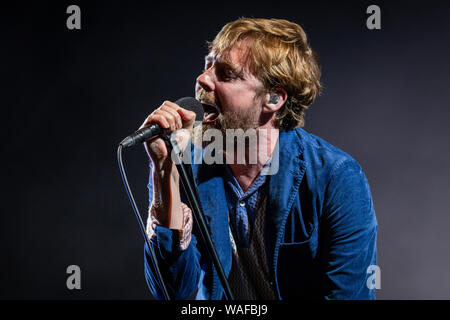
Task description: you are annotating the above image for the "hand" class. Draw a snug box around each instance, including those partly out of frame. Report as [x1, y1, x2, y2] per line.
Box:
[140, 100, 196, 171]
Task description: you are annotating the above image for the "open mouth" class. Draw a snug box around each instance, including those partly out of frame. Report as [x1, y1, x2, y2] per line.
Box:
[201, 102, 220, 123]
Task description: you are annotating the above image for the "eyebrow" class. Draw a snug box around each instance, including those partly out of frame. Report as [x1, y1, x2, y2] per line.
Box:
[204, 54, 244, 78]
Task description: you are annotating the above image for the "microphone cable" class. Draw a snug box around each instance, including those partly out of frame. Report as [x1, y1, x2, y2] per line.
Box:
[117, 144, 171, 300]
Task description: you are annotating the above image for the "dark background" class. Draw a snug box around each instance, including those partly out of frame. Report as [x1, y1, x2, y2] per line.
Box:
[2, 0, 450, 299]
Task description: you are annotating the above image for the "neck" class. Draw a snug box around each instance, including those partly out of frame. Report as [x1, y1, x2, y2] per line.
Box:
[225, 123, 279, 192]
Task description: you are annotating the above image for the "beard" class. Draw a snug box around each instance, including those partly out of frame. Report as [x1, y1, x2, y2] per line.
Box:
[196, 87, 261, 133]
[197, 107, 261, 154]
[195, 87, 262, 152]
[202, 106, 260, 133]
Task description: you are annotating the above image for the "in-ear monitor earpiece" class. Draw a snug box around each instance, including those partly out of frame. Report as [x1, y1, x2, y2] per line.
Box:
[268, 94, 279, 105]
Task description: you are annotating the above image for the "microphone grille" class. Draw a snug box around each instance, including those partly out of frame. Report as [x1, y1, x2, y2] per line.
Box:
[175, 97, 204, 122]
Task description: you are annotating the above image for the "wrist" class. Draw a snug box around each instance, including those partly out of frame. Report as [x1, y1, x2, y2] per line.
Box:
[152, 160, 178, 181]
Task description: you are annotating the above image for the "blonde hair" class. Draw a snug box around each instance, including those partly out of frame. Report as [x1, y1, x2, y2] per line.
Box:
[210, 18, 322, 130]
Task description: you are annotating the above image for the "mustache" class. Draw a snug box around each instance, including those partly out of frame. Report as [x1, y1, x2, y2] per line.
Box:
[195, 88, 217, 107]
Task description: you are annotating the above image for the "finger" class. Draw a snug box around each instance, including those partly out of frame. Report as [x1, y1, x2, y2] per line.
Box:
[146, 113, 171, 130]
[177, 108, 196, 122]
[162, 101, 190, 127]
[162, 100, 181, 111]
[140, 114, 169, 130]
[160, 105, 183, 129]
[154, 109, 178, 130]
[161, 101, 195, 128]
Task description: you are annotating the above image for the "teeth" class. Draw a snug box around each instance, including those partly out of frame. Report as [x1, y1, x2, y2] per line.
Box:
[201, 102, 220, 123]
[205, 113, 217, 121]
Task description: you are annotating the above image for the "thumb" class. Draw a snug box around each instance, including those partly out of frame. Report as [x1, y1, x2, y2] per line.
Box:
[177, 108, 197, 121]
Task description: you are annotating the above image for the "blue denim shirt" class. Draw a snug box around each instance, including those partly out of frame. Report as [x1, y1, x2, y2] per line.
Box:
[144, 128, 378, 300]
[223, 161, 271, 248]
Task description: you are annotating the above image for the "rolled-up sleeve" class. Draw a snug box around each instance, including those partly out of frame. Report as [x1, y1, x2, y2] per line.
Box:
[146, 202, 193, 251]
[144, 164, 202, 300]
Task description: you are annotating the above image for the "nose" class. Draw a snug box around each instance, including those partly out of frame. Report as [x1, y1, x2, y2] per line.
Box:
[196, 68, 215, 92]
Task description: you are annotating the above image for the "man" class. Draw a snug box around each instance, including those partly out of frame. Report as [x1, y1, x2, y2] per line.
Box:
[141, 18, 377, 300]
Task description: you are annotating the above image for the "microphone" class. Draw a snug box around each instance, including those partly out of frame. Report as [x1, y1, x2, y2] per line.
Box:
[119, 97, 204, 148]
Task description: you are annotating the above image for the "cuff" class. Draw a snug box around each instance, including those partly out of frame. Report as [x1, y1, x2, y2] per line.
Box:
[146, 203, 193, 251]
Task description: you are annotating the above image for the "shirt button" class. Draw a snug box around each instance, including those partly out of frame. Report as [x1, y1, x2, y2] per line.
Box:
[239, 201, 245, 207]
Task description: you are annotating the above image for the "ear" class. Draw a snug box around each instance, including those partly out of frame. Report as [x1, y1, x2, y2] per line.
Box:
[262, 88, 288, 114]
